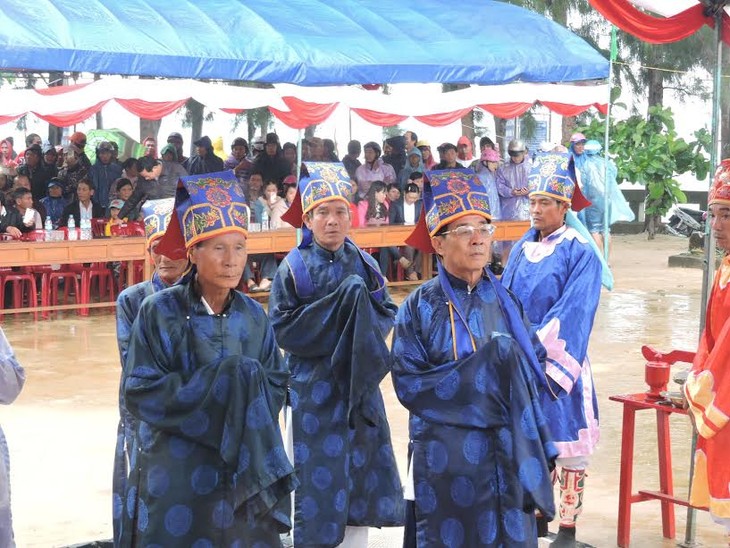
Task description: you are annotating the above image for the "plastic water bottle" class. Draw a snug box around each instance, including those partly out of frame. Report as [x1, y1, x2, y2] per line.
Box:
[261, 209, 269, 231]
[44, 216, 53, 239]
[81, 218, 92, 240]
[67, 216, 77, 240]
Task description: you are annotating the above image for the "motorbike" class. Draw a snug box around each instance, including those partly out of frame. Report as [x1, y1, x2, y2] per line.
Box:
[666, 206, 705, 238]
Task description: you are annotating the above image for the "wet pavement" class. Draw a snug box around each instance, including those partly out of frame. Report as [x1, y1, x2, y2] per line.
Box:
[1, 234, 726, 547]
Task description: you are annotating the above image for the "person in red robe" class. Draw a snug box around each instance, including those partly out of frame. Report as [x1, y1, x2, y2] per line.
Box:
[685, 159, 730, 543]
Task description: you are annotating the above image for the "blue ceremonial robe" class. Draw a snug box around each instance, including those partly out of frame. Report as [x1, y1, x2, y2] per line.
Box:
[268, 239, 405, 547]
[113, 272, 168, 545]
[502, 225, 602, 458]
[120, 280, 297, 547]
[392, 269, 557, 547]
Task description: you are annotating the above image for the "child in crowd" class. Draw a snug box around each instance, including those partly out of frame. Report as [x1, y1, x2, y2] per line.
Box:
[105, 199, 125, 236]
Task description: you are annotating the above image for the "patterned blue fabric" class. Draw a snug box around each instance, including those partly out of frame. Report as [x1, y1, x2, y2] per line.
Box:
[140, 198, 175, 244]
[423, 169, 492, 236]
[176, 170, 250, 247]
[502, 226, 602, 458]
[120, 281, 297, 546]
[268, 240, 405, 547]
[298, 162, 351, 215]
[391, 271, 557, 546]
[112, 272, 167, 545]
[527, 153, 576, 203]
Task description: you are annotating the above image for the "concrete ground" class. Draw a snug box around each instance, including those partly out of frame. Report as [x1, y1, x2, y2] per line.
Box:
[1, 233, 727, 547]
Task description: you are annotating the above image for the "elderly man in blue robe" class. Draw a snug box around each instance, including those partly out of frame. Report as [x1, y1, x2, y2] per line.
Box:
[119, 171, 297, 547]
[269, 162, 405, 548]
[391, 168, 558, 547]
[502, 153, 602, 548]
[112, 198, 189, 545]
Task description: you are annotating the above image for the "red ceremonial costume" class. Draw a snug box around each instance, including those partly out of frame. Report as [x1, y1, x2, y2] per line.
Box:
[685, 160, 730, 520]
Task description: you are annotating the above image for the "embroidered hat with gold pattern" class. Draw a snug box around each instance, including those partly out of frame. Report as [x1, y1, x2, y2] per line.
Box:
[141, 198, 175, 246]
[156, 170, 249, 260]
[528, 152, 591, 211]
[405, 168, 492, 253]
[280, 162, 352, 228]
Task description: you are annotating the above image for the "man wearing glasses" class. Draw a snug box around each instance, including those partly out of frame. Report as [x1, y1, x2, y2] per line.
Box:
[392, 168, 558, 547]
[502, 153, 602, 547]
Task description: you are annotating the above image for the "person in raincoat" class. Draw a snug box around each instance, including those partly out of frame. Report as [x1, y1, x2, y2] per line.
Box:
[575, 140, 634, 254]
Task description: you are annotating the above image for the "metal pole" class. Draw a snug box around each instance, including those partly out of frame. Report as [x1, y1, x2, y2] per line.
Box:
[296, 128, 303, 246]
[682, 7, 724, 547]
[603, 26, 617, 261]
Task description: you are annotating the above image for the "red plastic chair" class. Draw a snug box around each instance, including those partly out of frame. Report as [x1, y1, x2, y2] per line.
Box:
[117, 260, 144, 291]
[31, 265, 80, 319]
[0, 267, 38, 319]
[110, 221, 145, 237]
[91, 218, 107, 238]
[79, 263, 116, 316]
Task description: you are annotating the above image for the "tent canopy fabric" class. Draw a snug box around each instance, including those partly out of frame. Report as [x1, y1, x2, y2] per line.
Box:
[0, 0, 608, 85]
[589, 0, 730, 44]
[0, 78, 608, 128]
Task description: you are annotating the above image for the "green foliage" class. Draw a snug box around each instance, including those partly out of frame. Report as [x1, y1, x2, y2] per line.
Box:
[382, 125, 402, 139]
[578, 106, 709, 218]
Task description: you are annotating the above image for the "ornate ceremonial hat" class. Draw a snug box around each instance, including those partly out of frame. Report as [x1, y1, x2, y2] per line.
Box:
[156, 170, 250, 260]
[280, 162, 352, 228]
[405, 168, 492, 253]
[528, 152, 591, 211]
[424, 168, 491, 236]
[709, 159, 730, 207]
[141, 198, 174, 245]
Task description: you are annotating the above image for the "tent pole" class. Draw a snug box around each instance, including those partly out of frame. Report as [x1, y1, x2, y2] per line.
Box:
[296, 128, 303, 246]
[603, 25, 617, 261]
[683, 6, 725, 548]
[700, 5, 724, 333]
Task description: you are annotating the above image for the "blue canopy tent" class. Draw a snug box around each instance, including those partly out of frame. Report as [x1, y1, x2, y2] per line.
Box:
[0, 0, 607, 85]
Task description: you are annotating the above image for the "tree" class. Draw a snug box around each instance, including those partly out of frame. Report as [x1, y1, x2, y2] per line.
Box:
[578, 106, 710, 239]
[504, 0, 603, 143]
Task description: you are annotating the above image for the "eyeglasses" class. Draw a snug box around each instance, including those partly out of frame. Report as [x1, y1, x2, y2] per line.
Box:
[440, 224, 495, 238]
[508, 150, 524, 157]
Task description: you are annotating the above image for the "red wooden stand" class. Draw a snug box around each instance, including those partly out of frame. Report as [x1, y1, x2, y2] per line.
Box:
[610, 393, 705, 547]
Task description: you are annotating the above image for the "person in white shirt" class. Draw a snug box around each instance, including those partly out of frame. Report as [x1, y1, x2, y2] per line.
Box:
[389, 183, 423, 280]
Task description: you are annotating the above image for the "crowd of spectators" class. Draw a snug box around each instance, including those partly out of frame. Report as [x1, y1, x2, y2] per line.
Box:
[0, 128, 528, 291]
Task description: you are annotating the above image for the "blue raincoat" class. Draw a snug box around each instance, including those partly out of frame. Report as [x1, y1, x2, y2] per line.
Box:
[578, 152, 635, 233]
